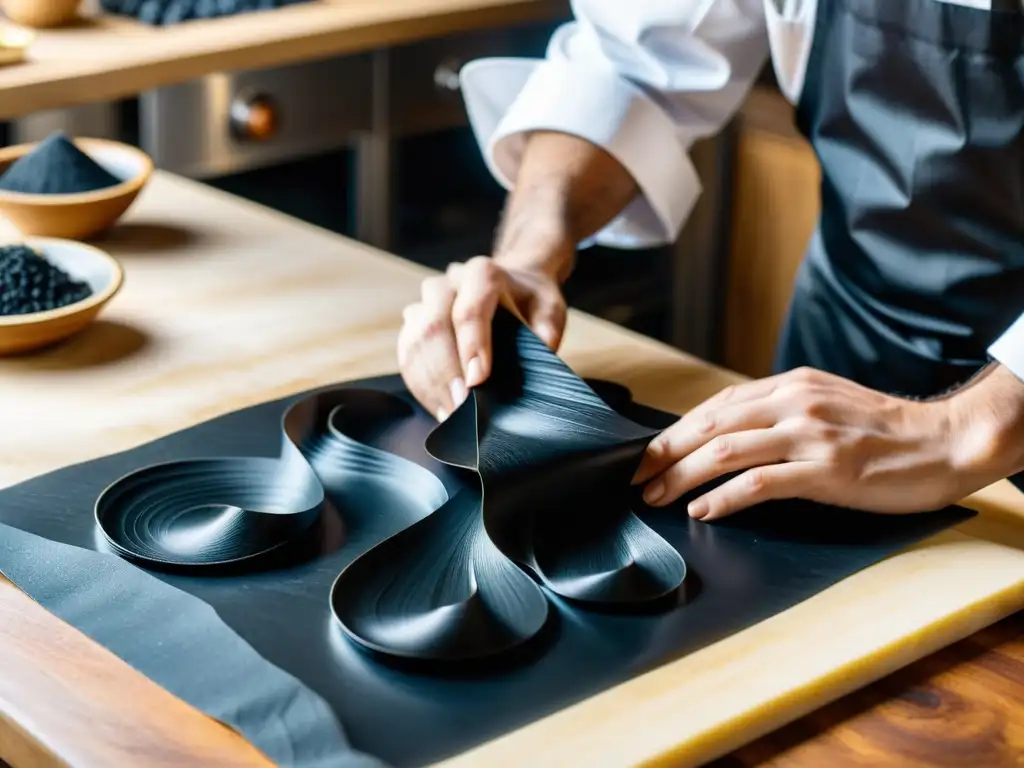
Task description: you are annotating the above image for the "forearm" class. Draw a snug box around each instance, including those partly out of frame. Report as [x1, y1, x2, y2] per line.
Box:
[492, 131, 638, 283]
[947, 363, 1024, 489]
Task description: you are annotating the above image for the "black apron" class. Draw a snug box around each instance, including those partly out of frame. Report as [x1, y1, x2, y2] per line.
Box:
[772, 0, 1024, 490]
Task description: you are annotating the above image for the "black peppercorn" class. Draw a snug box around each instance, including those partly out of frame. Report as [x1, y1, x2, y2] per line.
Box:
[0, 245, 94, 317]
[100, 0, 313, 24]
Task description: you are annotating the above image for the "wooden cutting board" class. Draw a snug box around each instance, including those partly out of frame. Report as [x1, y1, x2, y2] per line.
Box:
[1, 171, 1023, 768]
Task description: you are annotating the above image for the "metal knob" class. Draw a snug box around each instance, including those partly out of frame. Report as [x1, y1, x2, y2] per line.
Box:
[229, 92, 278, 142]
[433, 59, 463, 92]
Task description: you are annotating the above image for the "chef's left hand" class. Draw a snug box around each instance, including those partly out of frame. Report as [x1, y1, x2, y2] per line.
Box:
[631, 366, 989, 521]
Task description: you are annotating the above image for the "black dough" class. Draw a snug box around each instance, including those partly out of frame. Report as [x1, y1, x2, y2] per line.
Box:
[0, 132, 122, 195]
[331, 312, 684, 661]
[0, 309, 974, 767]
[95, 311, 684, 662]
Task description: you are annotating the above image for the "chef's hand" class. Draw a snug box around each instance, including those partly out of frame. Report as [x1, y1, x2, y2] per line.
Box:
[397, 129, 639, 421]
[398, 257, 567, 421]
[631, 365, 1024, 521]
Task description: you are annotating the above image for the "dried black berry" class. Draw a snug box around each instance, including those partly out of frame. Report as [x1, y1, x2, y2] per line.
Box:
[102, 0, 312, 24]
[0, 132, 122, 195]
[138, 0, 165, 24]
[161, 0, 196, 24]
[0, 245, 94, 317]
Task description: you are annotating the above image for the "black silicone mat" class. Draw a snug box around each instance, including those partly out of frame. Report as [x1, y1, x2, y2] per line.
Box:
[0, 313, 974, 767]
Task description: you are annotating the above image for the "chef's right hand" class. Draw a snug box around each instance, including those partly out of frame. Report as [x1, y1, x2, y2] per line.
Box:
[398, 256, 567, 421]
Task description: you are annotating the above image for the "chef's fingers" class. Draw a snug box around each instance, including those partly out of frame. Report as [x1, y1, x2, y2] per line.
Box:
[633, 397, 779, 485]
[633, 367, 825, 484]
[397, 277, 464, 420]
[397, 303, 462, 421]
[449, 256, 502, 388]
[641, 428, 792, 507]
[686, 461, 820, 521]
[520, 282, 567, 351]
[397, 304, 444, 420]
[666, 367, 816, 434]
[420, 275, 469, 418]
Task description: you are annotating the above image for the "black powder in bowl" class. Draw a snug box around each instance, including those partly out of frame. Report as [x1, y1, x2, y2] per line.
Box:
[0, 132, 123, 195]
[0, 244, 94, 316]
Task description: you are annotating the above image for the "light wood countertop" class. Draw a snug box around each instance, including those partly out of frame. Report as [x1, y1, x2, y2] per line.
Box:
[1, 172, 1024, 767]
[0, 0, 567, 120]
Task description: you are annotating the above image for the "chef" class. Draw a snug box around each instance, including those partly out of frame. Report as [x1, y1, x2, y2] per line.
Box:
[396, 0, 1024, 521]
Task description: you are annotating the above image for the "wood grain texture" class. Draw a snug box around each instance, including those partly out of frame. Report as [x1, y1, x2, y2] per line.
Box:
[0, 0, 568, 120]
[723, 88, 821, 380]
[719, 611, 1024, 767]
[0, 171, 1023, 768]
[0, 578, 273, 767]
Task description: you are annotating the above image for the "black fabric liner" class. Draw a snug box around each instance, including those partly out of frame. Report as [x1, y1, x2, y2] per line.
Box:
[0, 524, 384, 768]
[0, 314, 973, 767]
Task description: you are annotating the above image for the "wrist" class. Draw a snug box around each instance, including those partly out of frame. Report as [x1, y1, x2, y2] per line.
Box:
[492, 130, 636, 285]
[945, 364, 1024, 492]
[493, 191, 577, 284]
[494, 234, 575, 284]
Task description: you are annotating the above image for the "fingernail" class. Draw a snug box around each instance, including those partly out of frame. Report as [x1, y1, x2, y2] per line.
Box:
[466, 357, 483, 386]
[688, 499, 707, 519]
[437, 407, 449, 422]
[643, 480, 665, 505]
[632, 442, 664, 484]
[449, 377, 467, 408]
[535, 323, 556, 346]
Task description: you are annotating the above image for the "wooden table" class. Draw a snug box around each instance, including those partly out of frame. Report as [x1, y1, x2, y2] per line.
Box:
[725, 611, 1024, 767]
[1, 172, 1024, 767]
[0, 0, 567, 120]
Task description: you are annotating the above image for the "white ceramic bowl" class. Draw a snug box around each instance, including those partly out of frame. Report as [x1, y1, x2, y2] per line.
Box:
[0, 237, 124, 355]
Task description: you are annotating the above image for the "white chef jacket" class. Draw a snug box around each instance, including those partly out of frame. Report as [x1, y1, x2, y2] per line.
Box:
[457, 0, 1024, 381]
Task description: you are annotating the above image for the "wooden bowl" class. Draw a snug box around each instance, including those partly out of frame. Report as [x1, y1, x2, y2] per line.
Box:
[0, 138, 153, 240]
[0, 238, 124, 355]
[0, 0, 82, 28]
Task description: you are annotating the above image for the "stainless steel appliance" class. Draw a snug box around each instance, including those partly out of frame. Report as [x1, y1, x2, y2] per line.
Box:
[141, 25, 566, 251]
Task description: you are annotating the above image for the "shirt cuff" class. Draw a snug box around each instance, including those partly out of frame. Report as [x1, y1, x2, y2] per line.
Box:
[459, 57, 701, 249]
[990, 313, 1024, 383]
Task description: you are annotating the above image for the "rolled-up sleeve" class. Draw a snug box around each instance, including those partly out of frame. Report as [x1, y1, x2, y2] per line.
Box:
[990, 313, 1024, 383]
[459, 0, 770, 249]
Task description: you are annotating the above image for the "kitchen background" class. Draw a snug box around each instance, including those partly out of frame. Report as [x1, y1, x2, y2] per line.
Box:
[0, 5, 785, 367]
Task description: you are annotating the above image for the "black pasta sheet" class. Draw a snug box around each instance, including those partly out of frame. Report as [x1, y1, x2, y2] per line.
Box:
[95, 308, 687, 664]
[0, 306, 979, 768]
